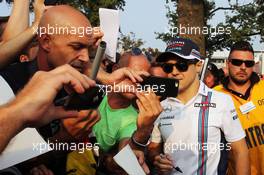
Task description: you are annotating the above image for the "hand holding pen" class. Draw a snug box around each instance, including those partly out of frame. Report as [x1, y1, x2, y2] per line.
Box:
[153, 153, 183, 174]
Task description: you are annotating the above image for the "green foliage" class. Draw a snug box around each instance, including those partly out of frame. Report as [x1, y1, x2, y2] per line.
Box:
[156, 0, 215, 45]
[157, 0, 264, 57]
[208, 1, 263, 56]
[60, 0, 125, 26]
[118, 32, 145, 51]
[0, 0, 125, 26]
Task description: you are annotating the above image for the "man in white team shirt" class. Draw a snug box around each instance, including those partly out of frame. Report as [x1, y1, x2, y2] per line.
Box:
[147, 37, 249, 175]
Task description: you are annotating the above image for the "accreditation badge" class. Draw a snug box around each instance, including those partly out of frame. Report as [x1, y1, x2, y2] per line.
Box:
[239, 101, 256, 115]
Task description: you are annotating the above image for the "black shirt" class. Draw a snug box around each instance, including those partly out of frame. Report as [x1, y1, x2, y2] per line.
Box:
[0, 60, 60, 138]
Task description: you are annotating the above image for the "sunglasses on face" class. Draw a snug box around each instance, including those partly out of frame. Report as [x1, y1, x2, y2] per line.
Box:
[131, 47, 142, 56]
[162, 60, 198, 73]
[229, 58, 255, 68]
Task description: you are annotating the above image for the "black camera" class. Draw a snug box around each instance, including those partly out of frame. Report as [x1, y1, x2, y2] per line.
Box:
[140, 76, 179, 98]
[54, 85, 106, 110]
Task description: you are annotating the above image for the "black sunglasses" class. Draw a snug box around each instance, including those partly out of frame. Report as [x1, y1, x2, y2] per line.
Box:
[131, 47, 153, 62]
[162, 60, 198, 73]
[131, 47, 142, 56]
[230, 58, 255, 68]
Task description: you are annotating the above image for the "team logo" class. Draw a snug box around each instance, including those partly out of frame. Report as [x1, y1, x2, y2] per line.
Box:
[163, 104, 173, 113]
[194, 103, 216, 108]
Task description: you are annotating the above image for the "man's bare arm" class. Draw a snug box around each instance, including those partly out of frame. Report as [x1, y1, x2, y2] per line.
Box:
[230, 138, 250, 175]
[1, 0, 30, 41]
[0, 0, 46, 68]
[0, 26, 37, 68]
[0, 65, 96, 153]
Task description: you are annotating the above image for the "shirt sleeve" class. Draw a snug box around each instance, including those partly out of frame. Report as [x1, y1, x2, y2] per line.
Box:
[221, 95, 245, 142]
[150, 121, 162, 143]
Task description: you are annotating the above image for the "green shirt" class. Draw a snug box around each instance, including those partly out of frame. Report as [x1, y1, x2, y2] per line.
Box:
[92, 96, 138, 152]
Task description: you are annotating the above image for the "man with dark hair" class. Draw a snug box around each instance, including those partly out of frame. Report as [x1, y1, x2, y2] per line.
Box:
[204, 63, 220, 88]
[230, 40, 254, 54]
[148, 37, 249, 175]
[215, 41, 264, 174]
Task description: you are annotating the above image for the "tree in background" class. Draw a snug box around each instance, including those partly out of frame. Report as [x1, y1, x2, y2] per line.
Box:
[142, 47, 161, 61]
[177, 0, 206, 56]
[157, 0, 264, 57]
[118, 32, 161, 62]
[3, 0, 261, 58]
[118, 31, 145, 51]
[0, 0, 125, 26]
[209, 1, 264, 53]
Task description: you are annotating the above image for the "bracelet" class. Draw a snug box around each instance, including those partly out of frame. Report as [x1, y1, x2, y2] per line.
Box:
[131, 131, 149, 148]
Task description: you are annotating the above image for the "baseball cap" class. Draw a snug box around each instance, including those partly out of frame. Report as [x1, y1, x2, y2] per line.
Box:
[156, 37, 202, 62]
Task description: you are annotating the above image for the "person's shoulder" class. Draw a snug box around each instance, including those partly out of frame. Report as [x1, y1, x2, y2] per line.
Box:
[202, 82, 227, 98]
[160, 97, 174, 106]
[213, 84, 225, 91]
[210, 87, 233, 103]
[255, 79, 264, 87]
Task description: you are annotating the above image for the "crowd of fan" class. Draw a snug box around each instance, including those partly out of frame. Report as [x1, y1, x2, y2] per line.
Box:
[0, 1, 263, 175]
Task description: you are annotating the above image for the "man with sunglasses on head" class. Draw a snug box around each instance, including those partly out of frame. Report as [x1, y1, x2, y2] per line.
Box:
[214, 41, 264, 175]
[147, 37, 249, 175]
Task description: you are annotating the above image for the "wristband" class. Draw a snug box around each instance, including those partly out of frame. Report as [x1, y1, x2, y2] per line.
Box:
[131, 131, 149, 148]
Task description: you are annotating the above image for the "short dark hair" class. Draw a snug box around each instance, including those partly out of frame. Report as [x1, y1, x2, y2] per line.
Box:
[230, 41, 254, 56]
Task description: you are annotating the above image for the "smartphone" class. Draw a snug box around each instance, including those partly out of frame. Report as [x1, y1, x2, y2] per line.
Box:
[54, 85, 106, 110]
[140, 76, 179, 98]
[54, 41, 106, 110]
[44, 0, 58, 5]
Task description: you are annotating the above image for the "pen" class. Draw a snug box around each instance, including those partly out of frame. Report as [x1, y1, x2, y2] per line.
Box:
[160, 154, 183, 173]
[174, 166, 183, 173]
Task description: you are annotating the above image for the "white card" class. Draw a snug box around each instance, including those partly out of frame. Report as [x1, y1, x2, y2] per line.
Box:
[0, 76, 51, 170]
[99, 8, 119, 62]
[0, 128, 51, 170]
[239, 101, 256, 115]
[0, 76, 15, 104]
[113, 145, 146, 175]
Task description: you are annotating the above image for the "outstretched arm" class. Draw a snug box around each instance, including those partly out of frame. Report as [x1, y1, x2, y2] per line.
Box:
[1, 0, 30, 41]
[0, 64, 96, 153]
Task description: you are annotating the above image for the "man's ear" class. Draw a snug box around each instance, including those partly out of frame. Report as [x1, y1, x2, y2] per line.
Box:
[196, 60, 204, 73]
[38, 34, 51, 52]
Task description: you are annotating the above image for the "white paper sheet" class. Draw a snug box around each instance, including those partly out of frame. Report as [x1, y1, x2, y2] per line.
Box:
[0, 76, 15, 104]
[113, 145, 146, 175]
[0, 76, 51, 170]
[99, 8, 119, 62]
[0, 128, 51, 170]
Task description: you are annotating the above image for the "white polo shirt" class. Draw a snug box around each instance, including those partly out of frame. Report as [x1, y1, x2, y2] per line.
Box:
[150, 81, 245, 175]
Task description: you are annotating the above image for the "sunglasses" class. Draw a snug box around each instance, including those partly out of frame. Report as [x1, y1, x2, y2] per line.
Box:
[131, 47, 153, 62]
[230, 58, 255, 68]
[162, 60, 198, 73]
[131, 47, 142, 56]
